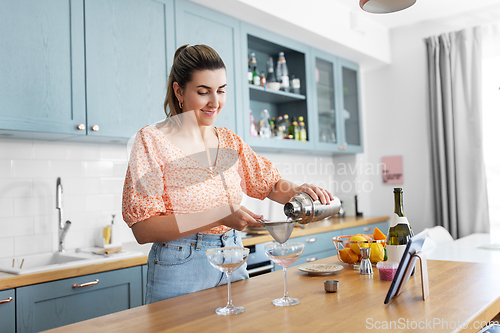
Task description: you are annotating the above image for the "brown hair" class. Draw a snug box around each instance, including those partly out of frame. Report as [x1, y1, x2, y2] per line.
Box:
[164, 44, 226, 117]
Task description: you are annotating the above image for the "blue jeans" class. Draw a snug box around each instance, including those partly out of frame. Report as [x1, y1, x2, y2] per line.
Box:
[145, 229, 249, 304]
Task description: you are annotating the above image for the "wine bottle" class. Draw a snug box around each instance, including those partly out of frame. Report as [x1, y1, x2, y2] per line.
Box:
[386, 188, 414, 263]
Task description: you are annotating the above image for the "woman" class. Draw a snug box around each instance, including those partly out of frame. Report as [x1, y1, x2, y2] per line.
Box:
[122, 44, 334, 303]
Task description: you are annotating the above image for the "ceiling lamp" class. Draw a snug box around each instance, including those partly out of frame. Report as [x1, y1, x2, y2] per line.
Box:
[359, 0, 416, 13]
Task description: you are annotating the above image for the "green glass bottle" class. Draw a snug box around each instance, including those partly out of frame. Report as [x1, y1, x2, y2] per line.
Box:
[386, 188, 414, 263]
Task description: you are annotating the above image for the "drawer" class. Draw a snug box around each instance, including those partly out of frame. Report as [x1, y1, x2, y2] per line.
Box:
[342, 221, 389, 237]
[291, 230, 341, 257]
[17, 266, 142, 333]
[0, 289, 15, 333]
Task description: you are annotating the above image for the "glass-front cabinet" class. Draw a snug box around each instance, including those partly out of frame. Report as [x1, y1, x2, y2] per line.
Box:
[339, 59, 363, 153]
[310, 49, 363, 153]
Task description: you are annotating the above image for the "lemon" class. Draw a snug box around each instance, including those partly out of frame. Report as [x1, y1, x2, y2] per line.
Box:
[349, 235, 369, 255]
[369, 243, 384, 264]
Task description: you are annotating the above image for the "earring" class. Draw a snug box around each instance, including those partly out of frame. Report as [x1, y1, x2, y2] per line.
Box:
[179, 101, 183, 109]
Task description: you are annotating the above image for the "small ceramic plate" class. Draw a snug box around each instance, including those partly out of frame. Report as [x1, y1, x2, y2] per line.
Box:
[298, 263, 344, 275]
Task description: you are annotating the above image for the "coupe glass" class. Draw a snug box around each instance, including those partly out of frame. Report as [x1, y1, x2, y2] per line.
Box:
[206, 246, 250, 315]
[265, 242, 305, 306]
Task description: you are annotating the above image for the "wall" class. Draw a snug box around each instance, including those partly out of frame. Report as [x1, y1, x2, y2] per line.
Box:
[358, 6, 500, 235]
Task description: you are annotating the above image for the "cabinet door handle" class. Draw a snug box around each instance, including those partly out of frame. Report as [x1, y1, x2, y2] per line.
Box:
[72, 279, 99, 289]
[91, 125, 100, 132]
[77, 124, 85, 130]
[306, 257, 317, 262]
[306, 237, 317, 243]
[0, 297, 13, 305]
[363, 227, 371, 232]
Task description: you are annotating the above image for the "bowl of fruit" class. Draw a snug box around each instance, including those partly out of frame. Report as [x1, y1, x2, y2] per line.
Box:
[332, 227, 387, 267]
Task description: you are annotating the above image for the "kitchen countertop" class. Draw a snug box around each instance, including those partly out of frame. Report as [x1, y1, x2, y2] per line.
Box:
[0, 216, 388, 290]
[44, 257, 500, 333]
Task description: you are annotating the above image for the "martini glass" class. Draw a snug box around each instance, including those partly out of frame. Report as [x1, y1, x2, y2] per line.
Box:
[265, 242, 305, 306]
[206, 247, 250, 315]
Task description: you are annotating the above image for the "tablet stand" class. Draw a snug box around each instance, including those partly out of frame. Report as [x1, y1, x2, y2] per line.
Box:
[395, 251, 429, 301]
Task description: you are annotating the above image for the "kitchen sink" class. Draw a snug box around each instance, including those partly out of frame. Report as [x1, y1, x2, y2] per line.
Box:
[0, 248, 143, 275]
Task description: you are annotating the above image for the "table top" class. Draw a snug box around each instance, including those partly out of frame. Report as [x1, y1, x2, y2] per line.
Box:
[45, 257, 500, 333]
[426, 233, 500, 264]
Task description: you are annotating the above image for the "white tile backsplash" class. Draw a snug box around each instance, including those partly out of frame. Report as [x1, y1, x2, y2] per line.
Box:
[0, 138, 365, 260]
[0, 138, 136, 259]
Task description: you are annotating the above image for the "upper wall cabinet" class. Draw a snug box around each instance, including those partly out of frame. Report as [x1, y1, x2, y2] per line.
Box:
[338, 58, 363, 153]
[309, 49, 363, 153]
[174, 0, 242, 132]
[84, 0, 175, 140]
[0, 0, 86, 135]
[240, 23, 314, 151]
[0, 0, 174, 141]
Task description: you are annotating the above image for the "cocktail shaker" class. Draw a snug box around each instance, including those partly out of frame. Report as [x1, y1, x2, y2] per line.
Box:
[284, 192, 341, 224]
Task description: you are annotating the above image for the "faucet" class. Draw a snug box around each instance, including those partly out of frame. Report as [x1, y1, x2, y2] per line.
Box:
[56, 177, 71, 252]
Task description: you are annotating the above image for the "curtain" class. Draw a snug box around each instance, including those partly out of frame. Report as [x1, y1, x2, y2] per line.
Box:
[425, 27, 490, 239]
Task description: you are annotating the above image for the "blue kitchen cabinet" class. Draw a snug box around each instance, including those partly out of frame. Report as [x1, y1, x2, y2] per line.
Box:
[309, 48, 364, 153]
[0, 0, 175, 141]
[272, 229, 342, 271]
[0, 289, 15, 333]
[16, 266, 142, 333]
[240, 23, 315, 151]
[174, 0, 242, 132]
[0, 0, 86, 136]
[338, 58, 363, 153]
[142, 264, 147, 305]
[84, 0, 175, 140]
[340, 221, 389, 237]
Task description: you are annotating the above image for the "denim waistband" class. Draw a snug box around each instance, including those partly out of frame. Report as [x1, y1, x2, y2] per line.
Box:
[160, 229, 237, 250]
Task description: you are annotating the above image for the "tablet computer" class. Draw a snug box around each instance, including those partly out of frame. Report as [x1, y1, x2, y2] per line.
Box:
[384, 230, 428, 304]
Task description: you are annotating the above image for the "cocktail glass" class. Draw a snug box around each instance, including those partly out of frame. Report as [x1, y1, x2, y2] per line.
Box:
[265, 242, 305, 306]
[206, 246, 250, 315]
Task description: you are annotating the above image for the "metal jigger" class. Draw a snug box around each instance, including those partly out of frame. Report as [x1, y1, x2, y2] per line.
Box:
[359, 247, 373, 275]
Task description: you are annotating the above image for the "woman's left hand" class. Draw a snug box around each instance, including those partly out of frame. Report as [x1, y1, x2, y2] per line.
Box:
[295, 183, 334, 205]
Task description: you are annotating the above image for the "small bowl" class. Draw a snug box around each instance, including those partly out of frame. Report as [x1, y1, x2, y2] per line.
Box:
[324, 280, 339, 293]
[377, 261, 399, 281]
[266, 82, 280, 91]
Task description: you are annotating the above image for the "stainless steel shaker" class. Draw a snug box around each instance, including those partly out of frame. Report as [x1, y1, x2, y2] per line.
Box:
[284, 192, 341, 224]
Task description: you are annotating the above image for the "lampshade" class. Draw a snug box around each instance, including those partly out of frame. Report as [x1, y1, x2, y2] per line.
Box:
[359, 0, 416, 13]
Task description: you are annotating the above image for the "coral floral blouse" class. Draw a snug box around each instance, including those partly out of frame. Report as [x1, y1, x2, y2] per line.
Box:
[122, 125, 281, 234]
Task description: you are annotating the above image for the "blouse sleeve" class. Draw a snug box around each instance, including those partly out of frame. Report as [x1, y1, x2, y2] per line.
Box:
[223, 129, 281, 200]
[122, 128, 166, 227]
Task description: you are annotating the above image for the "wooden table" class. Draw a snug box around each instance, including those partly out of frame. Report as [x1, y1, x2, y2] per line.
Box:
[44, 257, 500, 333]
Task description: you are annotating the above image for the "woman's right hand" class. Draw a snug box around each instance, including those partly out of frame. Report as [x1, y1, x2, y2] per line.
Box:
[219, 206, 263, 231]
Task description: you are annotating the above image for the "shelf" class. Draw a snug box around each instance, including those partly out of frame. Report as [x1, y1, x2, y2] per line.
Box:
[249, 84, 306, 104]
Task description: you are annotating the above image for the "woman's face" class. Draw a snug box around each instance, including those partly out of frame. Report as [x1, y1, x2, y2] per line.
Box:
[174, 69, 227, 127]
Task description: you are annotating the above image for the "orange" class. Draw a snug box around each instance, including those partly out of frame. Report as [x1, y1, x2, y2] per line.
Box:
[339, 248, 359, 264]
[349, 235, 369, 255]
[373, 227, 387, 246]
[369, 243, 384, 264]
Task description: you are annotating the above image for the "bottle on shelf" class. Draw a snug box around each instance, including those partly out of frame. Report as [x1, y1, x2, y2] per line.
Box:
[250, 53, 260, 86]
[270, 117, 276, 137]
[266, 57, 277, 83]
[282, 114, 290, 139]
[291, 74, 301, 94]
[260, 72, 266, 87]
[275, 115, 284, 139]
[249, 110, 258, 137]
[291, 117, 299, 140]
[298, 116, 307, 141]
[248, 53, 257, 84]
[386, 188, 414, 263]
[276, 52, 290, 92]
[259, 109, 272, 138]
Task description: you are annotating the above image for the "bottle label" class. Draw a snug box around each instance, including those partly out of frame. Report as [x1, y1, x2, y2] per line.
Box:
[389, 213, 409, 227]
[386, 244, 407, 263]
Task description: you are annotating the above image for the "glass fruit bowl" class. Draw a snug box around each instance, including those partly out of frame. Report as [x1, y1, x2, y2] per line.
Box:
[332, 235, 386, 266]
